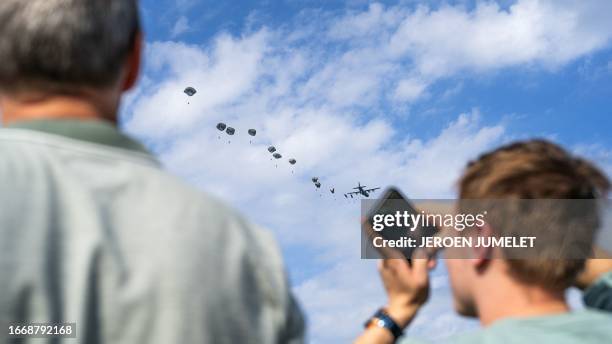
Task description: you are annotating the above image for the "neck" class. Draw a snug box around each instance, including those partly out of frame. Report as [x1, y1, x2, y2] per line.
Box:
[1, 90, 118, 126]
[475, 274, 569, 326]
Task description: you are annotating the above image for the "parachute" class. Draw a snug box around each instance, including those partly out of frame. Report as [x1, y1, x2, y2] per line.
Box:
[216, 123, 227, 131]
[184, 87, 197, 97]
[247, 129, 257, 144]
[314, 182, 321, 189]
[312, 177, 319, 183]
[184, 87, 197, 104]
[268, 146, 277, 153]
[289, 159, 297, 165]
[272, 153, 283, 167]
[226, 127, 236, 136]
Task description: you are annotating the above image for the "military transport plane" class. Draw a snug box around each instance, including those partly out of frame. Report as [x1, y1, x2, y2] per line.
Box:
[344, 182, 381, 198]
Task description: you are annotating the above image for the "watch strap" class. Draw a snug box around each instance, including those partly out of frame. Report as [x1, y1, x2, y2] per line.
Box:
[364, 308, 404, 340]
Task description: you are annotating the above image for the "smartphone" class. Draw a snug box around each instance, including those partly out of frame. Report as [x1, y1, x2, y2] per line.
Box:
[362, 187, 435, 261]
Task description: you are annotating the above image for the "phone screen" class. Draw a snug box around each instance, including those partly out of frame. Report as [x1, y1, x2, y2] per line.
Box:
[363, 187, 435, 260]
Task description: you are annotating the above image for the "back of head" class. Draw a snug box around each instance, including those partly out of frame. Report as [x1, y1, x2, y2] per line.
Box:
[458, 139, 610, 290]
[0, 0, 140, 94]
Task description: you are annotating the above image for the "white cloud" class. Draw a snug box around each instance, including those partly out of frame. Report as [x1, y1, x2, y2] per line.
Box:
[395, 110, 505, 197]
[393, 78, 428, 102]
[387, 0, 612, 77]
[322, 0, 612, 93]
[327, 3, 406, 41]
[573, 143, 612, 181]
[171, 16, 190, 38]
[127, 1, 612, 140]
[127, 31, 268, 136]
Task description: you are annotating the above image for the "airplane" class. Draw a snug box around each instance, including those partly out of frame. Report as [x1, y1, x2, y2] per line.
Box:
[344, 182, 381, 198]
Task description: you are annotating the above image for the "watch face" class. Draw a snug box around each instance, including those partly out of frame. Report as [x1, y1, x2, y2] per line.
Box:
[377, 319, 386, 328]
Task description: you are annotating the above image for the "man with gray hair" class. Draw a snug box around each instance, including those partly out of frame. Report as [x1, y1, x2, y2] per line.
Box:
[0, 1, 304, 343]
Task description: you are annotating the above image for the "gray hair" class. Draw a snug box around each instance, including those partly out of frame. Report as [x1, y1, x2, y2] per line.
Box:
[0, 0, 140, 93]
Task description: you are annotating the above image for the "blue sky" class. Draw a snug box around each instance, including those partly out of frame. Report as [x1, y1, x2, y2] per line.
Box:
[124, 1, 612, 342]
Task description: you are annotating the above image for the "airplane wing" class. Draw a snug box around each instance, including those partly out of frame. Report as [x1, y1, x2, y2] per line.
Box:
[344, 191, 361, 196]
[364, 187, 381, 193]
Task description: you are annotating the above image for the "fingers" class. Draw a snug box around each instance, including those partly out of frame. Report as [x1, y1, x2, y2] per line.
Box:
[427, 257, 437, 270]
[410, 254, 429, 284]
[378, 259, 387, 272]
[379, 258, 406, 272]
[379, 256, 433, 284]
[379, 258, 412, 282]
[378, 259, 394, 276]
[380, 251, 436, 274]
[412, 247, 437, 269]
[364, 221, 402, 259]
[378, 259, 401, 287]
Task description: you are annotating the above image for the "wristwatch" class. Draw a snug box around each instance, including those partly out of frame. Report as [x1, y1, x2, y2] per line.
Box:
[364, 308, 404, 340]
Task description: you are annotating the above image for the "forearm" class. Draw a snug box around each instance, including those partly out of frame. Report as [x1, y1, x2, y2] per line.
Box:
[358, 255, 432, 343]
[355, 326, 396, 344]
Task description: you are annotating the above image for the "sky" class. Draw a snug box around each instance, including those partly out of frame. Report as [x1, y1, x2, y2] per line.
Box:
[124, 1, 612, 342]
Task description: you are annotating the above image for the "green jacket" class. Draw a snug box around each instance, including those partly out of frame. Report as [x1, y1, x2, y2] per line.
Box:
[0, 120, 304, 344]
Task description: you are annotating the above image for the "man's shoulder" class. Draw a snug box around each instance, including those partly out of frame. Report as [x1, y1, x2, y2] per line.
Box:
[448, 310, 612, 344]
[0, 126, 282, 268]
[0, 127, 158, 166]
[0, 127, 267, 239]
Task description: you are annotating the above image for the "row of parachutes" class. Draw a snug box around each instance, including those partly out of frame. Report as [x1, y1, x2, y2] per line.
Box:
[185, 86, 338, 196]
[215, 122, 297, 167]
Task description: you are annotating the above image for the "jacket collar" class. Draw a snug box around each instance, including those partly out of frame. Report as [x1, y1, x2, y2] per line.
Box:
[7, 119, 151, 155]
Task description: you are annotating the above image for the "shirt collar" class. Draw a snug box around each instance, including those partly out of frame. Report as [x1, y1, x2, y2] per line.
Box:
[7, 119, 151, 155]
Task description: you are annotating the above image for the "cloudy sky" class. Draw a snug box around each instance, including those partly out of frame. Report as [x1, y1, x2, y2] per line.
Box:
[124, 0, 612, 342]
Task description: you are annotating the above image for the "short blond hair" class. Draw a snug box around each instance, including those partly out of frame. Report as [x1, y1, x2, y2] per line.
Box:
[459, 139, 610, 289]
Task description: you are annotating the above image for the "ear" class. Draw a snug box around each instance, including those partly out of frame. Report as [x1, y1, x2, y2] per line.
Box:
[472, 222, 493, 270]
[122, 32, 143, 92]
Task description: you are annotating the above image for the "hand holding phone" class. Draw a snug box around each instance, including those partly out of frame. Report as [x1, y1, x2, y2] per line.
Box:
[362, 187, 436, 261]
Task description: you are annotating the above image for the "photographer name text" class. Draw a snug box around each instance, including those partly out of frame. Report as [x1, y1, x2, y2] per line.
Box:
[373, 236, 537, 249]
